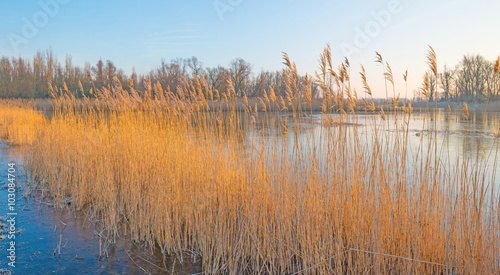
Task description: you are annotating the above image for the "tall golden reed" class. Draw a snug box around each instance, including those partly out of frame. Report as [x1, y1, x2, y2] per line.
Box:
[0, 101, 46, 145]
[2, 47, 497, 274]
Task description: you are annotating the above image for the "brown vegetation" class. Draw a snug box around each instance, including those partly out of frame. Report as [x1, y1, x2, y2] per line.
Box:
[0, 47, 498, 274]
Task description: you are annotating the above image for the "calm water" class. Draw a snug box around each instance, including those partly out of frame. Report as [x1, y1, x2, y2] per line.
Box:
[252, 109, 500, 188]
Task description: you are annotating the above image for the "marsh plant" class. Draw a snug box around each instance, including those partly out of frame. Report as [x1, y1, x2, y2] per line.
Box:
[1, 46, 499, 274]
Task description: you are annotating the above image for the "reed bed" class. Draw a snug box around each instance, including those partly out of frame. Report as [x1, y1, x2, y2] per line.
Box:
[0, 101, 47, 145]
[8, 47, 500, 274]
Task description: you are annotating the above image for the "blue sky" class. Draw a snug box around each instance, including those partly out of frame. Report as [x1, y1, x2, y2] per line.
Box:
[1, 0, 499, 98]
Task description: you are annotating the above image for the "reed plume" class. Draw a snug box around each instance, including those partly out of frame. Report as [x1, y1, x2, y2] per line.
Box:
[0, 46, 495, 275]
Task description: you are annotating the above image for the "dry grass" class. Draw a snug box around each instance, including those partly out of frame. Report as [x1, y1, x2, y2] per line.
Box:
[0, 101, 47, 145]
[4, 47, 499, 274]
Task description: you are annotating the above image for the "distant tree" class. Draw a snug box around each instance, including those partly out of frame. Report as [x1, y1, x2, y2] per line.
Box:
[251, 71, 271, 97]
[206, 66, 230, 96]
[130, 67, 138, 88]
[425, 71, 437, 101]
[45, 49, 54, 95]
[455, 55, 490, 101]
[272, 70, 288, 97]
[155, 58, 187, 96]
[439, 65, 454, 100]
[65, 54, 78, 92]
[495, 57, 500, 100]
[229, 58, 252, 96]
[33, 51, 45, 97]
[104, 60, 117, 88]
[92, 59, 105, 88]
[483, 61, 500, 100]
[11, 57, 35, 98]
[0, 57, 12, 97]
[186, 56, 203, 77]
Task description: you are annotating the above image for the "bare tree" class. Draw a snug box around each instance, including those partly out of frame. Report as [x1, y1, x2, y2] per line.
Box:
[104, 60, 117, 88]
[424, 71, 437, 101]
[455, 55, 489, 101]
[229, 58, 252, 96]
[439, 65, 454, 100]
[0, 57, 13, 97]
[186, 56, 203, 77]
[206, 66, 230, 96]
[92, 59, 105, 88]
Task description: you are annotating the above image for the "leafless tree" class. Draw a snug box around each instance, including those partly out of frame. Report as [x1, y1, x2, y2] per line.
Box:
[92, 59, 105, 88]
[229, 58, 252, 96]
[206, 66, 230, 96]
[186, 56, 203, 77]
[439, 65, 454, 100]
[455, 55, 489, 101]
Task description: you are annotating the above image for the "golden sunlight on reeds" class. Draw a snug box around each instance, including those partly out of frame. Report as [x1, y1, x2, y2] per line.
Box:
[3, 47, 498, 274]
[0, 101, 47, 145]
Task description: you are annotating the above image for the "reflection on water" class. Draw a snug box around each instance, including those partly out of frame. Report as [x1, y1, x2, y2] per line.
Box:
[250, 109, 500, 188]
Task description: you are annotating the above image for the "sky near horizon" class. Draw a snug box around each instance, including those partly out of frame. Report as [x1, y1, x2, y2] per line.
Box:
[0, 0, 499, 98]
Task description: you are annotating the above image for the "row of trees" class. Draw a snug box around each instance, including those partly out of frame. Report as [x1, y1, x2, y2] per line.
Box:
[0, 50, 320, 99]
[417, 54, 500, 102]
[2, 50, 497, 102]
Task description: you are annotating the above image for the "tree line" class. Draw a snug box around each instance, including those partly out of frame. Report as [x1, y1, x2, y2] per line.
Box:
[416, 54, 500, 102]
[0, 49, 320, 99]
[1, 50, 498, 102]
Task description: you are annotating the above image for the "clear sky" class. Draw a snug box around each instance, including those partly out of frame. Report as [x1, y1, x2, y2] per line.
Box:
[1, 0, 499, 98]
